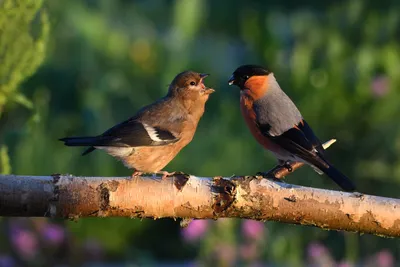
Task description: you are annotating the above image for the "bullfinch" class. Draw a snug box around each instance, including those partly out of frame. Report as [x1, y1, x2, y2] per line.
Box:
[228, 64, 356, 192]
[60, 71, 215, 179]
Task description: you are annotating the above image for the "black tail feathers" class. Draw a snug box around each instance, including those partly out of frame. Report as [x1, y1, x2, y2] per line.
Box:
[59, 137, 98, 156]
[59, 136, 98, 147]
[318, 162, 356, 192]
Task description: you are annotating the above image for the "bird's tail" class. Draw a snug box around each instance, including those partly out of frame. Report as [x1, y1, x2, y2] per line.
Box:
[314, 160, 356, 192]
[59, 136, 98, 146]
[59, 136, 98, 156]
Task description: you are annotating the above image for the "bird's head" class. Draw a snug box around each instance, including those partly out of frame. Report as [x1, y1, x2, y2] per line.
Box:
[168, 71, 215, 102]
[228, 64, 271, 90]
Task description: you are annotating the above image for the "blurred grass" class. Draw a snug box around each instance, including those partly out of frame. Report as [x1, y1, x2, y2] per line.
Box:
[0, 0, 399, 265]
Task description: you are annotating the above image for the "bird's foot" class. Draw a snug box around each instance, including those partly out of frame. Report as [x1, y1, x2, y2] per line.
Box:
[256, 166, 286, 182]
[282, 161, 293, 172]
[256, 173, 285, 183]
[256, 171, 274, 178]
[157, 171, 176, 180]
[350, 191, 364, 199]
[131, 171, 143, 178]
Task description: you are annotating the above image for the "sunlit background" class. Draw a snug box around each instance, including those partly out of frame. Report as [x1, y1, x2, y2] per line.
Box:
[1, 0, 399, 266]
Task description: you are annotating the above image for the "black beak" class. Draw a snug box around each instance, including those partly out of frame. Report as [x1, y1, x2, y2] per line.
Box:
[228, 74, 235, 85]
[200, 73, 209, 79]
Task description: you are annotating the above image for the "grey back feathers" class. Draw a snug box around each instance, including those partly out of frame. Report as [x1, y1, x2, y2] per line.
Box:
[253, 74, 303, 136]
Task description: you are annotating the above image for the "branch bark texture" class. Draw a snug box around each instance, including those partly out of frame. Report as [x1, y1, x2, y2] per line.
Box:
[0, 173, 399, 237]
[0, 139, 399, 238]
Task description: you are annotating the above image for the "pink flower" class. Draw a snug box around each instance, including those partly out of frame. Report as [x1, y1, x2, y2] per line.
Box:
[181, 220, 209, 242]
[241, 220, 264, 240]
[307, 242, 335, 267]
[376, 250, 394, 267]
[337, 260, 354, 267]
[371, 75, 389, 97]
[307, 242, 327, 259]
[10, 228, 38, 259]
[41, 223, 65, 245]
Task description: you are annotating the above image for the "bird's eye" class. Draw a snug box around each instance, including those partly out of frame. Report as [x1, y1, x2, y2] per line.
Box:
[190, 81, 196, 86]
[244, 75, 250, 79]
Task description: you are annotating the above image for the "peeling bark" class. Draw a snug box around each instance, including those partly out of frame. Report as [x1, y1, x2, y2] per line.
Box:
[0, 139, 398, 237]
[0, 173, 399, 237]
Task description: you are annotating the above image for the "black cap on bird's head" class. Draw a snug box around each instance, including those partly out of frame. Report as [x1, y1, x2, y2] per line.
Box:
[228, 64, 271, 88]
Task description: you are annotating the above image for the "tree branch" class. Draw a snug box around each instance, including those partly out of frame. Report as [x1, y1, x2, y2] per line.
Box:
[0, 139, 399, 238]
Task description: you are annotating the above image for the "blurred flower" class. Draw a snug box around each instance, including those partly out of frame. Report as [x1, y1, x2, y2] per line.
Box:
[241, 220, 264, 240]
[181, 220, 209, 242]
[185, 261, 203, 267]
[307, 242, 326, 258]
[371, 75, 389, 97]
[214, 244, 236, 266]
[365, 249, 395, 267]
[41, 223, 65, 245]
[376, 249, 394, 267]
[337, 260, 354, 267]
[10, 228, 38, 259]
[307, 242, 335, 267]
[0, 255, 15, 267]
[239, 243, 258, 261]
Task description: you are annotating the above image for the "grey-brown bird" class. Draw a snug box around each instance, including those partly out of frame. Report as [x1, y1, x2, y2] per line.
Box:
[60, 71, 214, 179]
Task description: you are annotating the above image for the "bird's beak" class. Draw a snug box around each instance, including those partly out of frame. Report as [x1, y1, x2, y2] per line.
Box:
[200, 73, 209, 79]
[199, 73, 214, 94]
[228, 75, 235, 85]
[204, 88, 215, 94]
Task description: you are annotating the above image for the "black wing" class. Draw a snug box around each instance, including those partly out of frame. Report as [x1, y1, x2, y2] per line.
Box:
[257, 119, 356, 191]
[259, 119, 328, 167]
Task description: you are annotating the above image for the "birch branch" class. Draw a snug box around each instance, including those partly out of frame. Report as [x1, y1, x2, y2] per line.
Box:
[0, 139, 399, 238]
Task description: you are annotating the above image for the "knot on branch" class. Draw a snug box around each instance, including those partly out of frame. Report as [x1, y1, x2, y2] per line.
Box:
[173, 172, 190, 191]
[212, 177, 236, 215]
[97, 181, 119, 212]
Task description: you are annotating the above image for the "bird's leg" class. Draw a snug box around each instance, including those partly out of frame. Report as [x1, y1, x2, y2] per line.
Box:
[256, 165, 283, 180]
[131, 170, 143, 178]
[280, 160, 293, 173]
[257, 160, 294, 180]
[156, 171, 176, 180]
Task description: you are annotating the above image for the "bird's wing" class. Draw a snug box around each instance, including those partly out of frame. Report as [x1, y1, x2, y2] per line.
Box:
[94, 96, 184, 147]
[258, 118, 328, 167]
[95, 118, 180, 147]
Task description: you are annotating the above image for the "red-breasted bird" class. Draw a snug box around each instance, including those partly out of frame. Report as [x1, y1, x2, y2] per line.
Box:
[60, 71, 214, 179]
[228, 64, 356, 192]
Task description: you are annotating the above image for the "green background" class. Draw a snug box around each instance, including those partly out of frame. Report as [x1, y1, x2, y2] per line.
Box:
[0, 0, 399, 266]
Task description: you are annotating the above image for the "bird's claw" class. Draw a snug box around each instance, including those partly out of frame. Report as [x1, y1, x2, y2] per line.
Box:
[131, 171, 143, 178]
[350, 191, 364, 199]
[256, 171, 271, 178]
[159, 171, 176, 180]
[256, 171, 285, 182]
[256, 171, 265, 176]
[283, 161, 293, 172]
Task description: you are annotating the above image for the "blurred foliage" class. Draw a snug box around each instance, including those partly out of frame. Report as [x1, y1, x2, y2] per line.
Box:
[0, 145, 10, 174]
[0, 0, 49, 175]
[0, 0, 49, 114]
[0, 0, 400, 265]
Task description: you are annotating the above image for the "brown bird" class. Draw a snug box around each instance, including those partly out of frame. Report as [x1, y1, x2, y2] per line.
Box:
[60, 71, 214, 179]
